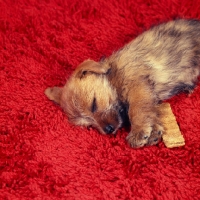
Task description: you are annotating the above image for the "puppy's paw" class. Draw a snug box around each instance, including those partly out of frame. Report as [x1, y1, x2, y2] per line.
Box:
[147, 124, 163, 146]
[126, 123, 163, 148]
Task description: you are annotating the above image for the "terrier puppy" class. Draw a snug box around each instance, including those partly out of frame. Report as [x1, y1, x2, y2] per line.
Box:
[45, 19, 200, 148]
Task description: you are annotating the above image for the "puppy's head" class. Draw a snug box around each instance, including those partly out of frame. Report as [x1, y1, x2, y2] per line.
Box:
[45, 60, 123, 134]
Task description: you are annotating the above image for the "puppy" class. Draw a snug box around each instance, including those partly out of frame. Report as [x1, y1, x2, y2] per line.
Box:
[45, 19, 200, 148]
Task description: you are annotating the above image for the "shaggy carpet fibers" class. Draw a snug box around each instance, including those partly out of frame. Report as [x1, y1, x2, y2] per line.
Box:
[1, 0, 200, 199]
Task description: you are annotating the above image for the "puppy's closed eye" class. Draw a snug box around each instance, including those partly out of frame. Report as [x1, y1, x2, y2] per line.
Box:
[91, 97, 97, 113]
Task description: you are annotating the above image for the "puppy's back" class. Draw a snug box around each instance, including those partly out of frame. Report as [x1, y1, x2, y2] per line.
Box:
[107, 19, 200, 100]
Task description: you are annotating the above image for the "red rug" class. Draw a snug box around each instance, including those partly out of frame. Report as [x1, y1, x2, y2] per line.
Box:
[1, 0, 200, 199]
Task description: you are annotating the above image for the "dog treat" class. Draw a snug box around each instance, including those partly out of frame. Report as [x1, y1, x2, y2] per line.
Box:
[159, 103, 185, 148]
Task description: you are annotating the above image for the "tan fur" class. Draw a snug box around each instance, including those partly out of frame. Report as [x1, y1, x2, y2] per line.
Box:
[45, 19, 200, 148]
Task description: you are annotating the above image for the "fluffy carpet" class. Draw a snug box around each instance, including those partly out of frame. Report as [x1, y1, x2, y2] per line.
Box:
[1, 0, 200, 199]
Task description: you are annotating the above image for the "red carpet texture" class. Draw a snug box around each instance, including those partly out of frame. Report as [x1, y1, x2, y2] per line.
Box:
[1, 0, 200, 199]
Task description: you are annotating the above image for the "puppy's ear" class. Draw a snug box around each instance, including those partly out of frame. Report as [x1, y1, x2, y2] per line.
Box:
[74, 59, 110, 78]
[44, 87, 63, 104]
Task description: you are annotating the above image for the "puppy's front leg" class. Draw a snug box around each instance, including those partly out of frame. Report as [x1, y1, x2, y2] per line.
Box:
[126, 84, 163, 148]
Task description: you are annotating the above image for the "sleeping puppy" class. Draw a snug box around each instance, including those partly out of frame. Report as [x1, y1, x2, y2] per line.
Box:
[45, 19, 200, 148]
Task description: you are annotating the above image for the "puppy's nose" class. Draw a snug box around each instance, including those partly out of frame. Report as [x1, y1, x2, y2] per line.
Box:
[104, 125, 115, 134]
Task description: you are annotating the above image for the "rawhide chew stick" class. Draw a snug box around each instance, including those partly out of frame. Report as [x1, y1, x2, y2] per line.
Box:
[159, 103, 185, 148]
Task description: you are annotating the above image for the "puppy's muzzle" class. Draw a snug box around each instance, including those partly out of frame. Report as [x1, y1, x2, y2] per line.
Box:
[103, 103, 129, 134]
[93, 103, 127, 135]
[104, 124, 115, 134]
